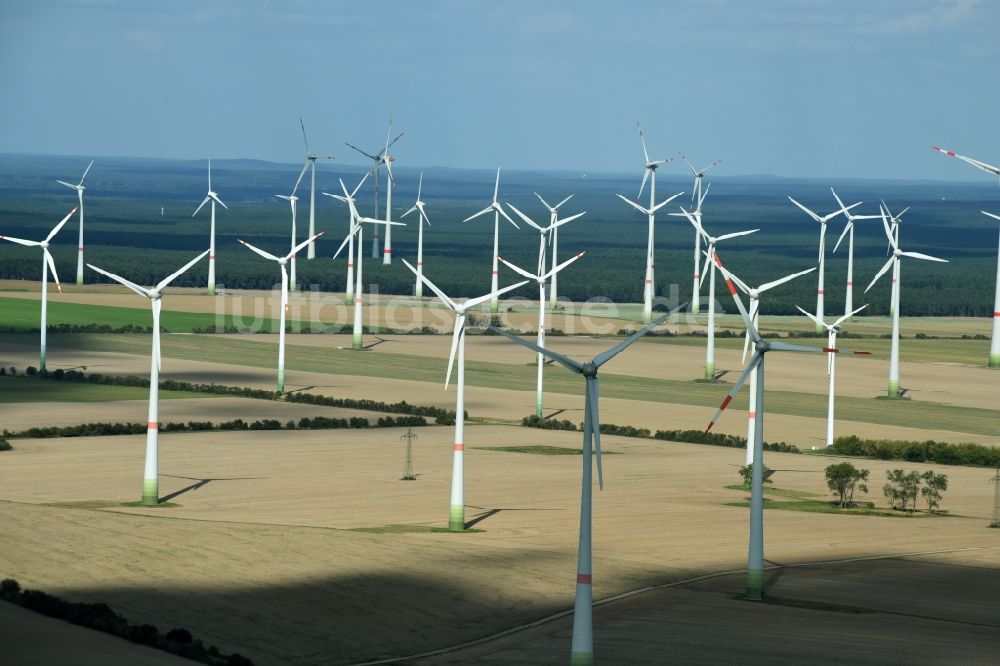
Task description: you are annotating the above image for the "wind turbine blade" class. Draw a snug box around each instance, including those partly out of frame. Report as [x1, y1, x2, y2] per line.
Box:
[79, 160, 94, 185]
[487, 326, 584, 374]
[534, 192, 553, 211]
[419, 205, 431, 227]
[463, 205, 494, 223]
[496, 204, 520, 229]
[593, 304, 685, 367]
[193, 196, 211, 217]
[982, 211, 1000, 222]
[332, 226, 359, 260]
[44, 248, 61, 292]
[638, 169, 650, 199]
[400, 259, 457, 310]
[712, 253, 760, 343]
[506, 203, 543, 231]
[678, 207, 707, 239]
[462, 279, 530, 311]
[554, 194, 573, 209]
[299, 117, 310, 154]
[211, 194, 228, 210]
[788, 196, 821, 222]
[651, 191, 685, 213]
[293, 161, 310, 197]
[445, 313, 463, 390]
[795, 305, 826, 330]
[87, 264, 150, 299]
[401, 205, 418, 219]
[542, 251, 585, 281]
[345, 142, 379, 161]
[238, 239, 281, 263]
[757, 266, 816, 293]
[637, 121, 650, 164]
[832, 304, 868, 328]
[416, 171, 423, 201]
[716, 229, 759, 242]
[932, 146, 1000, 176]
[588, 377, 604, 490]
[287, 231, 325, 260]
[705, 353, 762, 432]
[349, 171, 370, 198]
[57, 180, 77, 190]
[832, 220, 852, 254]
[47, 207, 77, 242]
[157, 249, 210, 291]
[864, 256, 896, 293]
[728, 270, 752, 295]
[617, 194, 650, 216]
[497, 256, 537, 281]
[386, 131, 404, 152]
[492, 168, 501, 203]
[901, 251, 948, 263]
[741, 301, 755, 365]
[1, 236, 40, 247]
[552, 211, 585, 229]
[679, 153, 698, 176]
[879, 206, 897, 249]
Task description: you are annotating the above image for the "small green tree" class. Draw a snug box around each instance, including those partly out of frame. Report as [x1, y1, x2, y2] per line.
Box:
[825, 462, 869, 508]
[884, 469, 922, 511]
[921, 470, 948, 513]
[739, 463, 774, 488]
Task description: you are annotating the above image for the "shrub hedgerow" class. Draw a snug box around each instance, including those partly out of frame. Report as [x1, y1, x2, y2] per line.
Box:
[832, 435, 1000, 467]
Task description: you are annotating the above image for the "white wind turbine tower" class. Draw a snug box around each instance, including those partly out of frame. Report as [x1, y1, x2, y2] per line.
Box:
[679, 154, 720, 314]
[275, 187, 302, 292]
[402, 259, 527, 532]
[830, 188, 881, 317]
[401, 172, 432, 298]
[345, 115, 404, 261]
[619, 122, 681, 323]
[932, 145, 1000, 368]
[489, 306, 684, 666]
[295, 117, 334, 260]
[57, 160, 93, 285]
[322, 173, 369, 306]
[706, 254, 870, 600]
[680, 208, 758, 380]
[880, 202, 910, 318]
[788, 196, 859, 333]
[981, 211, 1000, 369]
[87, 250, 209, 505]
[498, 251, 586, 418]
[239, 233, 324, 393]
[723, 263, 816, 465]
[797, 304, 868, 447]
[865, 207, 947, 397]
[1, 207, 76, 372]
[192, 159, 228, 295]
[534, 193, 575, 308]
[332, 182, 404, 351]
[463, 168, 520, 315]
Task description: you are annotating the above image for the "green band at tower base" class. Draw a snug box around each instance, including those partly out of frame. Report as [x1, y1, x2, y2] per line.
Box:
[888, 379, 899, 398]
[352, 332, 362, 351]
[141, 479, 158, 506]
[988, 353, 1000, 369]
[746, 569, 764, 600]
[704, 361, 714, 381]
[277, 369, 285, 395]
[449, 504, 464, 532]
[208, 283, 215, 296]
[570, 651, 594, 666]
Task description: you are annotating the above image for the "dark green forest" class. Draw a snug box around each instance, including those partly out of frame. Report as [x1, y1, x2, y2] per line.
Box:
[1, 153, 997, 317]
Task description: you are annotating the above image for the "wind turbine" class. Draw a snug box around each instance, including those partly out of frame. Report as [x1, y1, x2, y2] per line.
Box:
[678, 154, 721, 314]
[723, 264, 816, 465]
[192, 158, 228, 295]
[323, 173, 369, 306]
[618, 122, 681, 323]
[797, 304, 869, 447]
[1, 207, 76, 371]
[463, 168, 520, 315]
[238, 232, 324, 393]
[788, 196, 859, 333]
[981, 211, 1000, 368]
[705, 253, 869, 600]
[865, 207, 947, 397]
[507, 203, 585, 276]
[402, 260, 527, 532]
[56, 160, 93, 285]
[345, 114, 404, 261]
[679, 207, 758, 380]
[295, 117, 334, 260]
[498, 251, 586, 418]
[880, 202, 910, 318]
[331, 185, 404, 351]
[401, 172, 432, 298]
[87, 250, 208, 505]
[932, 146, 1000, 367]
[489, 304, 685, 666]
[275, 189, 301, 292]
[830, 188, 881, 317]
[534, 193, 575, 308]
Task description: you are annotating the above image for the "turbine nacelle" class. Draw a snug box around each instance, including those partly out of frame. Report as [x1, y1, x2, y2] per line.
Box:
[581, 361, 598, 378]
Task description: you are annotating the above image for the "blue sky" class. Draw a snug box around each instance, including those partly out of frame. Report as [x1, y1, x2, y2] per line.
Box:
[1, 0, 998, 180]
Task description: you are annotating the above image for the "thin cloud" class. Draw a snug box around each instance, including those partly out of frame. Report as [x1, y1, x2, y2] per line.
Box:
[877, 0, 980, 34]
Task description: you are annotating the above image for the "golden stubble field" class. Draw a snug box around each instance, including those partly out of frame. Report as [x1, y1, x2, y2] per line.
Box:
[1, 426, 998, 664]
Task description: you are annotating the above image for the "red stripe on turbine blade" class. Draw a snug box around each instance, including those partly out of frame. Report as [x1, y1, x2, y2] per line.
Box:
[994, 312, 1000, 317]
[705, 421, 715, 434]
[725, 279, 737, 296]
[453, 443, 464, 452]
[853, 351, 873, 355]
[822, 348, 839, 353]
[576, 574, 592, 584]
[947, 151, 956, 156]
[720, 395, 733, 411]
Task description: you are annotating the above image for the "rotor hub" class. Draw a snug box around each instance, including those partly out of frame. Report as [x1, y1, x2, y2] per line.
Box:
[755, 340, 769, 353]
[582, 362, 597, 377]
[150, 291, 162, 301]
[894, 249, 902, 257]
[40, 241, 48, 249]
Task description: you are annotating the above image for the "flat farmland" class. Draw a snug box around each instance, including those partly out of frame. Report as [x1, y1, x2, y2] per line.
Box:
[1, 427, 997, 664]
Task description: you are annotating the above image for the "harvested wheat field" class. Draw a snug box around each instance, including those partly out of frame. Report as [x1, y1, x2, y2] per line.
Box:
[1, 426, 998, 664]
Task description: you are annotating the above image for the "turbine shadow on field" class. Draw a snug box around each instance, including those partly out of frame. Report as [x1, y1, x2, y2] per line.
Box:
[462, 504, 561, 530]
[158, 474, 267, 503]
